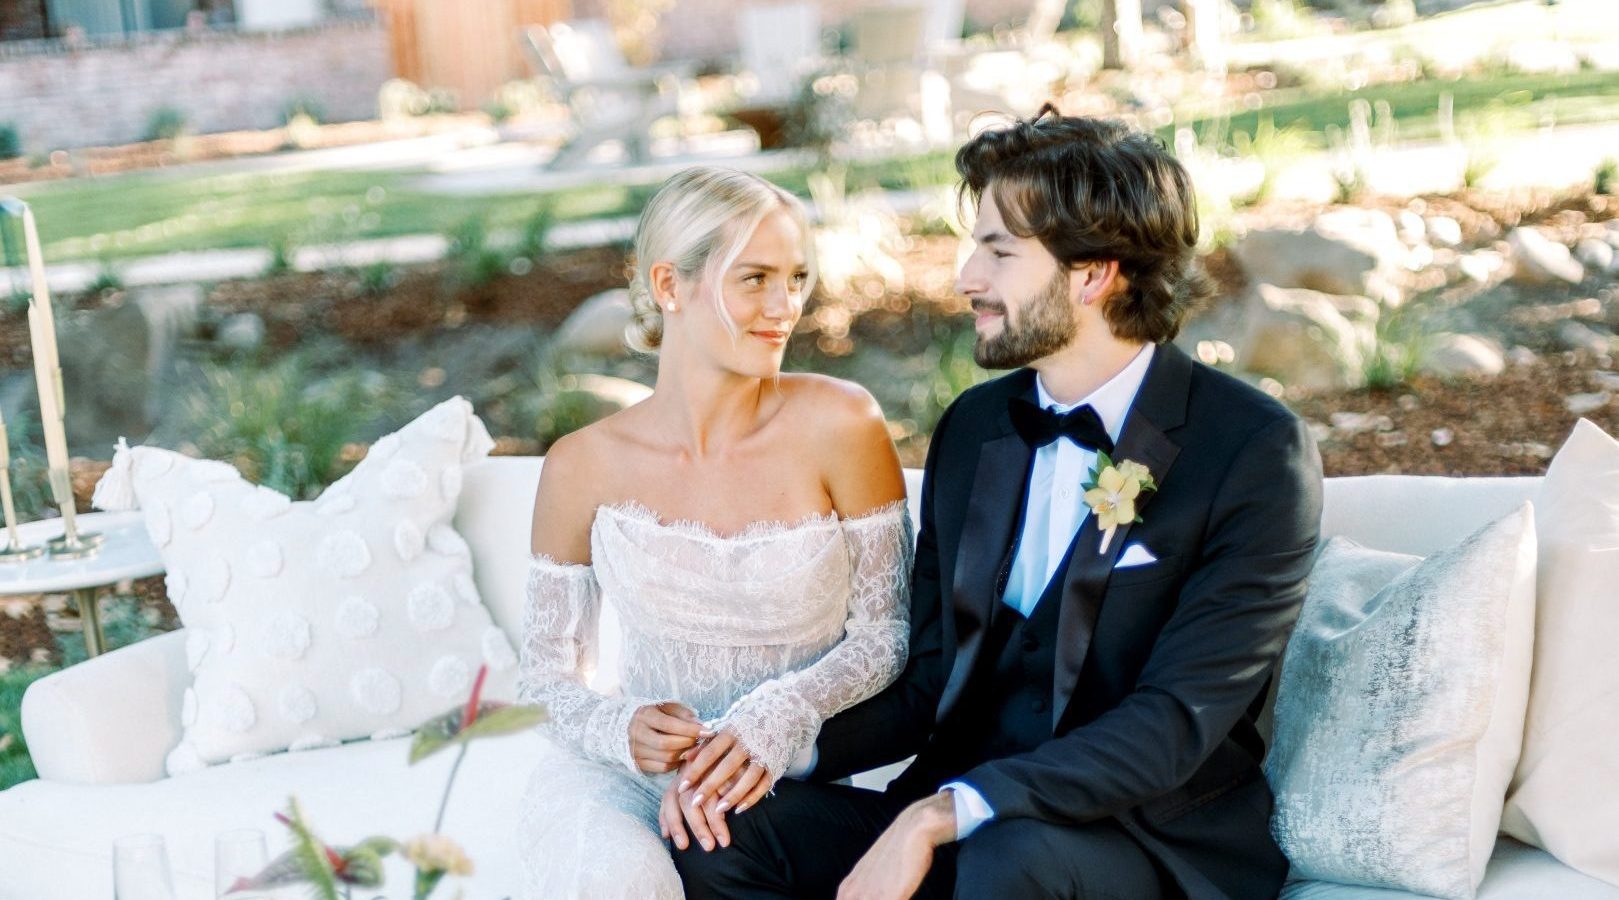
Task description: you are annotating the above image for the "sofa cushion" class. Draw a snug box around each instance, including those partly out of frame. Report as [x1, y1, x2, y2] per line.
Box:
[1267, 505, 1538, 899]
[0, 729, 552, 900]
[90, 396, 521, 775]
[1282, 839, 1619, 899]
[1503, 418, 1619, 886]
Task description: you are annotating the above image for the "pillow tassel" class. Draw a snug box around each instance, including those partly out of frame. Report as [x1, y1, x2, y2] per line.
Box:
[90, 437, 140, 511]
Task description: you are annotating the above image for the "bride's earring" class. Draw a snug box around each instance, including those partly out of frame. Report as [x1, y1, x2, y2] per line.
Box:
[665, 303, 678, 313]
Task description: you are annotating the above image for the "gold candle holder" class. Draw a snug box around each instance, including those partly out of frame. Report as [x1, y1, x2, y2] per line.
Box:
[45, 466, 101, 560]
[0, 415, 43, 564]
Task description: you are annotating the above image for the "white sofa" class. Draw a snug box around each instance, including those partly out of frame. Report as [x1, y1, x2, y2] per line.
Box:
[0, 459, 1613, 899]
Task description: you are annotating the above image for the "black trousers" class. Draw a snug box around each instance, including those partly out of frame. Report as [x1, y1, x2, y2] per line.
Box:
[672, 779, 1171, 900]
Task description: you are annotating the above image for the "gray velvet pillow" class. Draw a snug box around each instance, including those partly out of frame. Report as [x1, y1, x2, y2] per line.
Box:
[1267, 504, 1537, 900]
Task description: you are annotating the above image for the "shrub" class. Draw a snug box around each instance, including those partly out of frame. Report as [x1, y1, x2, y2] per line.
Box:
[85, 258, 123, 295]
[265, 233, 297, 277]
[0, 123, 20, 160]
[1595, 159, 1618, 196]
[183, 356, 395, 501]
[447, 217, 510, 288]
[143, 106, 189, 142]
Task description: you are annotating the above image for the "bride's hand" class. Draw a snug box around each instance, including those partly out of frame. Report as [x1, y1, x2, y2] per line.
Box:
[629, 702, 706, 774]
[659, 753, 774, 852]
[682, 729, 776, 815]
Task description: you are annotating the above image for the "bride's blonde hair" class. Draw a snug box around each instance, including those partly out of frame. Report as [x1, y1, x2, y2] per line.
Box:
[625, 166, 817, 353]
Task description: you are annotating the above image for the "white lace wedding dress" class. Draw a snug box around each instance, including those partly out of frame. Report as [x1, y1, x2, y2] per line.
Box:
[515, 500, 913, 899]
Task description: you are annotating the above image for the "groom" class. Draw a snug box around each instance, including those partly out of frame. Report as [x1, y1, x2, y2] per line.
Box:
[674, 107, 1323, 899]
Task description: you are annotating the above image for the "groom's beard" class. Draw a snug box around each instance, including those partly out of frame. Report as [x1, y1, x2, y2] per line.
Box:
[972, 268, 1078, 370]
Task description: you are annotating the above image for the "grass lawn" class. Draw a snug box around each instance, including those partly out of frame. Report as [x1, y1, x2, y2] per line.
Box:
[1169, 69, 1619, 150]
[7, 151, 959, 265]
[0, 666, 44, 790]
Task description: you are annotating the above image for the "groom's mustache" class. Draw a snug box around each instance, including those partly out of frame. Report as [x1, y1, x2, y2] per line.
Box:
[971, 300, 1006, 316]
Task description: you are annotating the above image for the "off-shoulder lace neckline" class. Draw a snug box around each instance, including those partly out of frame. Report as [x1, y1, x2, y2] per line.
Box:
[594, 498, 908, 544]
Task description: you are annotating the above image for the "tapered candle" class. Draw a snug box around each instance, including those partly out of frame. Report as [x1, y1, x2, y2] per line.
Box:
[0, 408, 21, 550]
[17, 205, 70, 483]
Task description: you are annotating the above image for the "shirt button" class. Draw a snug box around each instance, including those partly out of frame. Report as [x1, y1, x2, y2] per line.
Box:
[1021, 638, 1040, 653]
[1056, 486, 1074, 501]
[1032, 698, 1049, 713]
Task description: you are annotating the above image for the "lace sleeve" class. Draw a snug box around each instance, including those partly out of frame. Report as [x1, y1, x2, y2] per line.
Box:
[518, 556, 657, 775]
[715, 502, 913, 779]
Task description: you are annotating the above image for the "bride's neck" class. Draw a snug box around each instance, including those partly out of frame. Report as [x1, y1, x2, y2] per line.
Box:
[649, 355, 766, 457]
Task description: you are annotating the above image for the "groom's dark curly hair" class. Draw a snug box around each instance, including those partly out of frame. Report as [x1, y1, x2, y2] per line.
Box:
[955, 104, 1213, 343]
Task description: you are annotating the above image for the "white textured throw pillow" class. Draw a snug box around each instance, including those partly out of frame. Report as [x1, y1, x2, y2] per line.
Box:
[1503, 418, 1619, 885]
[90, 396, 520, 774]
[1267, 504, 1537, 900]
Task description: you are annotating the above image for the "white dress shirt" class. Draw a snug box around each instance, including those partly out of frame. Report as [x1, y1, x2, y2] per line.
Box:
[945, 343, 1156, 838]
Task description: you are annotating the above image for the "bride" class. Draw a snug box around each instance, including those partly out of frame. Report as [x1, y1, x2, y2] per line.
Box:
[517, 166, 913, 898]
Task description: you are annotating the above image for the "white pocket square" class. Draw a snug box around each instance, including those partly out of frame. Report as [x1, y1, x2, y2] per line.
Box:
[1115, 543, 1158, 568]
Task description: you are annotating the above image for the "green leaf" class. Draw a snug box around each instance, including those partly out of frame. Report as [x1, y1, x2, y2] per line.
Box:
[1096, 450, 1114, 471]
[281, 798, 340, 900]
[409, 703, 548, 765]
[336, 845, 388, 887]
[459, 704, 548, 743]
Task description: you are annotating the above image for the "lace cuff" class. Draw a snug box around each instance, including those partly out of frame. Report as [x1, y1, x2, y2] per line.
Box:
[518, 555, 653, 775]
[717, 502, 913, 779]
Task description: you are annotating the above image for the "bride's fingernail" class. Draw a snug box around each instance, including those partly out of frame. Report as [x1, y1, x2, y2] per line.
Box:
[716, 801, 730, 813]
[692, 793, 705, 807]
[679, 780, 690, 792]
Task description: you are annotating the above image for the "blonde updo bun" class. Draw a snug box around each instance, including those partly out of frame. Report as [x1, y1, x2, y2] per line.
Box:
[623, 166, 816, 353]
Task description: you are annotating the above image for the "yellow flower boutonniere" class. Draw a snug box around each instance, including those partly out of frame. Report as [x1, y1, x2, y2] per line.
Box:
[1082, 451, 1157, 554]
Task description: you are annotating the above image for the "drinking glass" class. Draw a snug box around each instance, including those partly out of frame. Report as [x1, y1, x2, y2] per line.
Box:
[214, 828, 269, 898]
[113, 833, 176, 900]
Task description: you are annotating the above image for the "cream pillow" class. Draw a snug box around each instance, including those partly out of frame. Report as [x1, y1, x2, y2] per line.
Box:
[1502, 418, 1619, 885]
[91, 396, 520, 774]
[1267, 504, 1537, 900]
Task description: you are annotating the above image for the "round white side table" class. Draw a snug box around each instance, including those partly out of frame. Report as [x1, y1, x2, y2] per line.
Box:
[0, 511, 163, 657]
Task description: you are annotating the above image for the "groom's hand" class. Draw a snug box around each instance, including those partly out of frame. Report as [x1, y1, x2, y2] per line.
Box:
[630, 702, 706, 774]
[837, 792, 957, 900]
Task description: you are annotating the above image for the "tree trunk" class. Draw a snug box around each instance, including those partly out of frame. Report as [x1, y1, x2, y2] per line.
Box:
[1101, 0, 1143, 70]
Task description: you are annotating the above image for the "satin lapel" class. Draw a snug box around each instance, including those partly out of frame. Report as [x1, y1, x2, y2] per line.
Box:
[936, 430, 1032, 723]
[1050, 345, 1190, 730]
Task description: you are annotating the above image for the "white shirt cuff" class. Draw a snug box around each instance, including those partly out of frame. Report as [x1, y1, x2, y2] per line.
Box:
[941, 781, 994, 839]
[784, 743, 818, 779]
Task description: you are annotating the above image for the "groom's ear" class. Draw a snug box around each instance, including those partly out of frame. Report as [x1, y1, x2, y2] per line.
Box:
[1071, 259, 1122, 308]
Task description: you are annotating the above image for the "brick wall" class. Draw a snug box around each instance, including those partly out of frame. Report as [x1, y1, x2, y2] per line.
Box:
[0, 17, 391, 153]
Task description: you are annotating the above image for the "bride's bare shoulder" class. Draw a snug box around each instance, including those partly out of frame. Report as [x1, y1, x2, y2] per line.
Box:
[530, 414, 639, 561]
[776, 374, 904, 512]
[777, 373, 885, 425]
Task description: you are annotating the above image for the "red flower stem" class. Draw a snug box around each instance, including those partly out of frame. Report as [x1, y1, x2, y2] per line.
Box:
[462, 666, 489, 729]
[433, 743, 471, 834]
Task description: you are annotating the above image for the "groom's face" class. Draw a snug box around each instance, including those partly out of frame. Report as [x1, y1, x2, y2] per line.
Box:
[957, 190, 1079, 370]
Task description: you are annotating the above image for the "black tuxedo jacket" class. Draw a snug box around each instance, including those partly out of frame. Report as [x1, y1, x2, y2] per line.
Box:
[814, 342, 1323, 900]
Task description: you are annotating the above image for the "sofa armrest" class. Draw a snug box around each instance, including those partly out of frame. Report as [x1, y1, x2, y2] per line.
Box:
[20, 630, 188, 784]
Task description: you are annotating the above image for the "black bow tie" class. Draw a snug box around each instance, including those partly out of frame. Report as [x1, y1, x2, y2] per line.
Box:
[1008, 396, 1114, 454]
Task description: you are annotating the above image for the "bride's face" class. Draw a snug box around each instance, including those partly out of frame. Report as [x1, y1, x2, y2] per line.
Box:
[672, 208, 809, 379]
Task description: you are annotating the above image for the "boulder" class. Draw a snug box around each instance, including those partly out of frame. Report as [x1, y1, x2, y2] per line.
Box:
[1574, 238, 1616, 274]
[217, 313, 266, 353]
[57, 285, 202, 451]
[1420, 333, 1504, 378]
[1234, 284, 1374, 393]
[1558, 321, 1615, 355]
[553, 289, 635, 358]
[1426, 215, 1463, 248]
[1233, 209, 1406, 305]
[1508, 227, 1585, 285]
